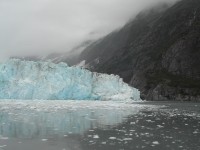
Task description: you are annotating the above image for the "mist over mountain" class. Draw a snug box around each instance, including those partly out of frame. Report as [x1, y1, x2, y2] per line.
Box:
[0, 0, 177, 61]
[11, 40, 94, 66]
[79, 0, 200, 101]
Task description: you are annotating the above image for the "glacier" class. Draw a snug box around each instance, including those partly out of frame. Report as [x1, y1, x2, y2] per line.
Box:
[0, 59, 140, 100]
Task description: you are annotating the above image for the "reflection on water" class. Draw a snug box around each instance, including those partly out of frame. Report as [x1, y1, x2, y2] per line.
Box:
[0, 100, 200, 150]
[0, 100, 143, 138]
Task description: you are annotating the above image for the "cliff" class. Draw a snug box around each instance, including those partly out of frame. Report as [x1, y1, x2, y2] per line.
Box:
[0, 59, 140, 100]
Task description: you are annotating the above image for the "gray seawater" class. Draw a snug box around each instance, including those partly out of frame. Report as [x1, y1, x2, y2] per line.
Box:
[0, 100, 199, 150]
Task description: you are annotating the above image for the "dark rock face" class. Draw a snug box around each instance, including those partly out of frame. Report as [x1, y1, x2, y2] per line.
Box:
[79, 0, 200, 101]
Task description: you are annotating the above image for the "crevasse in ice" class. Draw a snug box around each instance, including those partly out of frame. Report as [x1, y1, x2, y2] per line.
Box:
[0, 59, 140, 100]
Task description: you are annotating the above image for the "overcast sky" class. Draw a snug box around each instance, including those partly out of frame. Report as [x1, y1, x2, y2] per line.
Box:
[0, 0, 178, 60]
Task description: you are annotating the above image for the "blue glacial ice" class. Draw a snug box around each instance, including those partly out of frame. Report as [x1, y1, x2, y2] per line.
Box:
[0, 59, 140, 100]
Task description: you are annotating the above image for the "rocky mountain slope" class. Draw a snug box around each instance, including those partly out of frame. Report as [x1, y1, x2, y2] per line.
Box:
[79, 0, 200, 101]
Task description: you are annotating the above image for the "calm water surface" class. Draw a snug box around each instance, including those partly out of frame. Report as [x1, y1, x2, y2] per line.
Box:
[0, 100, 199, 150]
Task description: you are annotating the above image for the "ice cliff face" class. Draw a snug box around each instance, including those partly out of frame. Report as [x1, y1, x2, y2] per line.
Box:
[0, 59, 140, 100]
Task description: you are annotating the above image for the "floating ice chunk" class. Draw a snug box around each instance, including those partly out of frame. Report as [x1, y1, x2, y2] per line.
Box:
[0, 145, 7, 148]
[93, 135, 99, 139]
[0, 136, 8, 140]
[146, 120, 155, 123]
[130, 122, 135, 125]
[193, 130, 199, 134]
[157, 125, 164, 128]
[109, 137, 117, 140]
[152, 141, 160, 145]
[123, 138, 133, 141]
[0, 59, 141, 101]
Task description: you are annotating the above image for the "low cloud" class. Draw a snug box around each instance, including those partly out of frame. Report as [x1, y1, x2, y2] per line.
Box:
[0, 0, 178, 60]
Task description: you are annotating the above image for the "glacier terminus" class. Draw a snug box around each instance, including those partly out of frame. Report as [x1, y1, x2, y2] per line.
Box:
[0, 59, 140, 100]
